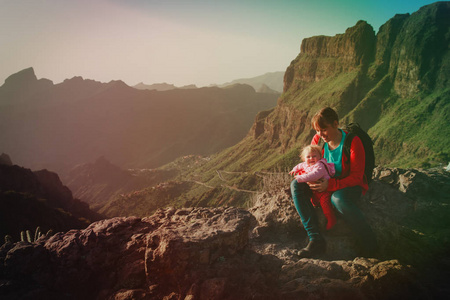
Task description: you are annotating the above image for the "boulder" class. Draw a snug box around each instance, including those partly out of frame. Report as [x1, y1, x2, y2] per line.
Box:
[0, 207, 281, 299]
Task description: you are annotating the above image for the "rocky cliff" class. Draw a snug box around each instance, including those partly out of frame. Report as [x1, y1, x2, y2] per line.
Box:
[284, 20, 376, 91]
[1, 167, 449, 299]
[196, 2, 449, 182]
[0, 162, 102, 240]
[168, 2, 450, 209]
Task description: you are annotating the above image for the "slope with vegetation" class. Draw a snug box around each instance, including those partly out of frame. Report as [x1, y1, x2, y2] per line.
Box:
[169, 2, 450, 207]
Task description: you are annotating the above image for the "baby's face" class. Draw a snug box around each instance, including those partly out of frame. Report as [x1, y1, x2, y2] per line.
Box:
[305, 151, 320, 165]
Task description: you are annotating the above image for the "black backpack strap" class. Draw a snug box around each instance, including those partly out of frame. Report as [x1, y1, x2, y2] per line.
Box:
[318, 137, 325, 150]
[318, 160, 332, 177]
[343, 132, 355, 163]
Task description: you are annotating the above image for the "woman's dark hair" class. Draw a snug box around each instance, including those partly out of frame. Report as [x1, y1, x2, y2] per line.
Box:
[311, 107, 339, 130]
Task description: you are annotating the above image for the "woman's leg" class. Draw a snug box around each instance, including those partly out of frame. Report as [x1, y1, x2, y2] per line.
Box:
[330, 186, 378, 255]
[290, 179, 322, 241]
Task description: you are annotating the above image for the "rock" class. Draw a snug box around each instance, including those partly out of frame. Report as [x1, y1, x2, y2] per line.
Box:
[284, 20, 376, 93]
[389, 2, 450, 97]
[0, 164, 102, 240]
[249, 167, 449, 298]
[0, 207, 281, 299]
[1, 168, 449, 299]
[143, 207, 281, 299]
[249, 191, 300, 238]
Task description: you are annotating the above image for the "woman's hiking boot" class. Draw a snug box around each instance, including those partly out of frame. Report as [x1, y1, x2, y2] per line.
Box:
[297, 239, 326, 258]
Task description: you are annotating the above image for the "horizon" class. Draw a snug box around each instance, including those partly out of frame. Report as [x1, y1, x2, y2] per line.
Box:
[0, 0, 439, 87]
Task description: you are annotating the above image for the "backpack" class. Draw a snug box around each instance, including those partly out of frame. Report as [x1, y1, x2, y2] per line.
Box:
[342, 123, 375, 183]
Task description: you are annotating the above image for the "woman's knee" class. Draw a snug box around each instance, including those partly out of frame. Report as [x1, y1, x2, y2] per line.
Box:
[330, 191, 345, 210]
[331, 187, 363, 213]
[291, 180, 313, 205]
[291, 179, 309, 193]
[331, 188, 345, 199]
[290, 179, 298, 190]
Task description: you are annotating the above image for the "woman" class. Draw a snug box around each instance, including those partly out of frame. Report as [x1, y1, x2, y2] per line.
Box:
[290, 107, 377, 258]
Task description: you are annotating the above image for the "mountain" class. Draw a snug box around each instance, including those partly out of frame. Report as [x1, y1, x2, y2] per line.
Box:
[0, 159, 102, 241]
[171, 2, 450, 208]
[0, 72, 278, 174]
[64, 156, 177, 211]
[66, 2, 450, 215]
[0, 154, 12, 166]
[257, 83, 280, 94]
[220, 71, 284, 93]
[133, 82, 198, 91]
[0, 67, 53, 106]
[133, 72, 285, 92]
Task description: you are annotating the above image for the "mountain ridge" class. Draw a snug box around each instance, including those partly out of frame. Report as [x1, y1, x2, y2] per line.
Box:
[220, 71, 284, 93]
[133, 82, 198, 91]
[0, 69, 279, 174]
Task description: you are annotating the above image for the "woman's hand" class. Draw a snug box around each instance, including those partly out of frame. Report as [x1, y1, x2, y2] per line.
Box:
[307, 178, 328, 192]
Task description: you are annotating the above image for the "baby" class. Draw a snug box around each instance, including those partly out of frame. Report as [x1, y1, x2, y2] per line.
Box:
[289, 145, 337, 230]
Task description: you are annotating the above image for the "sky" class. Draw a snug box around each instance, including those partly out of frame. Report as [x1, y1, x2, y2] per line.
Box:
[0, 0, 439, 87]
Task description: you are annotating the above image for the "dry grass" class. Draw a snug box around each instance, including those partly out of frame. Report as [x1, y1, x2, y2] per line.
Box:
[261, 171, 292, 193]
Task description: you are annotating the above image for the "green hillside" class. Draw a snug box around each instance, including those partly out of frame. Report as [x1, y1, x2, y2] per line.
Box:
[169, 2, 450, 207]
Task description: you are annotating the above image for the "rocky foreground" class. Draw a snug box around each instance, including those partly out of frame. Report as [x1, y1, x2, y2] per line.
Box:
[1, 167, 449, 299]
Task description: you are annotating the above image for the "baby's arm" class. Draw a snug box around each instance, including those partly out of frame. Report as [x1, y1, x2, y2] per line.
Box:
[289, 163, 304, 176]
[295, 164, 327, 183]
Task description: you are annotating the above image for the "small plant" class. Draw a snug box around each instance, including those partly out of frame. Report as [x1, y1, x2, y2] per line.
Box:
[34, 226, 42, 241]
[18, 227, 45, 243]
[26, 230, 32, 243]
[4, 235, 13, 244]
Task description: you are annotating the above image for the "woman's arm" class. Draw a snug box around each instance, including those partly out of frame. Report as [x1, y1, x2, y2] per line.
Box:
[327, 136, 365, 192]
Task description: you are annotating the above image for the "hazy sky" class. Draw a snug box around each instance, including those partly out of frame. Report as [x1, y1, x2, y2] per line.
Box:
[0, 0, 438, 87]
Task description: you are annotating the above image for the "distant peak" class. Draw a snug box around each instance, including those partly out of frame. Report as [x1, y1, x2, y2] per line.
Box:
[4, 67, 37, 85]
[0, 153, 13, 166]
[223, 83, 256, 93]
[257, 84, 280, 94]
[64, 76, 85, 82]
[107, 80, 129, 88]
[94, 156, 110, 165]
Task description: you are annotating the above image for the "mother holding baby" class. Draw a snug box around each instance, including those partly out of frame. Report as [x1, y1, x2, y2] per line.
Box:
[291, 107, 378, 258]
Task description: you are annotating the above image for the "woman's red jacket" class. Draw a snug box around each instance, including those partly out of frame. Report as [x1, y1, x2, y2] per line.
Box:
[311, 132, 369, 195]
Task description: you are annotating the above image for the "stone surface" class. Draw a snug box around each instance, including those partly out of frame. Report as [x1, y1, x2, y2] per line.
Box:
[1, 167, 449, 299]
